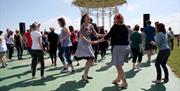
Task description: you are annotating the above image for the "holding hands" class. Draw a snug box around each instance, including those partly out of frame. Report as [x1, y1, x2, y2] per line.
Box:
[90, 41, 99, 45]
[150, 41, 156, 45]
[90, 34, 107, 45]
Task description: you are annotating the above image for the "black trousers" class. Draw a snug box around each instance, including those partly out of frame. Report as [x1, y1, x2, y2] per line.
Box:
[70, 42, 78, 54]
[131, 48, 142, 63]
[92, 44, 99, 61]
[31, 50, 44, 77]
[16, 45, 23, 59]
[155, 49, 170, 80]
[49, 45, 57, 64]
[170, 39, 174, 50]
[99, 42, 107, 58]
[7, 44, 14, 59]
[153, 45, 157, 52]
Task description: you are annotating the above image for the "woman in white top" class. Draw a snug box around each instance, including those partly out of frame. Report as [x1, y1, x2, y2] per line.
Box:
[0, 31, 8, 68]
[30, 22, 45, 79]
[5, 31, 14, 60]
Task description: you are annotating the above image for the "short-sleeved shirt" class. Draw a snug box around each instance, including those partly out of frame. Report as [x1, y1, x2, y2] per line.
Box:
[31, 31, 42, 50]
[5, 35, 14, 45]
[143, 25, 156, 42]
[130, 32, 142, 48]
[25, 32, 32, 48]
[48, 32, 58, 46]
[70, 32, 78, 44]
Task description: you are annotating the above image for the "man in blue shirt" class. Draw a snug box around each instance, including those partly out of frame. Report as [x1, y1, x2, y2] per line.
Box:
[143, 20, 156, 63]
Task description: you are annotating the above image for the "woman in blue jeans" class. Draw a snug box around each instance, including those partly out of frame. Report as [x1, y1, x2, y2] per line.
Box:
[58, 17, 75, 73]
[152, 23, 170, 84]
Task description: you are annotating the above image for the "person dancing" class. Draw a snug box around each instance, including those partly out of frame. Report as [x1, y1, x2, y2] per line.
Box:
[98, 13, 129, 89]
[75, 14, 104, 83]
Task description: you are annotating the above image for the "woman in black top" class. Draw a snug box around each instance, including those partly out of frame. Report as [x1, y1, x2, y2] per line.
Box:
[48, 27, 58, 66]
[98, 28, 108, 60]
[14, 30, 23, 60]
[98, 13, 129, 89]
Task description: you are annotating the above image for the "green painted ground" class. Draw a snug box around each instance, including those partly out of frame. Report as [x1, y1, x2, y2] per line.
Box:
[0, 50, 180, 91]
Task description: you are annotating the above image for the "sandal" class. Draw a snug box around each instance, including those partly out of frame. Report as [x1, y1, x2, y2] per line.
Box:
[41, 76, 46, 80]
[32, 76, 37, 79]
[152, 80, 161, 84]
[112, 80, 120, 84]
[119, 83, 128, 89]
[162, 78, 169, 83]
[87, 76, 93, 79]
[82, 75, 89, 83]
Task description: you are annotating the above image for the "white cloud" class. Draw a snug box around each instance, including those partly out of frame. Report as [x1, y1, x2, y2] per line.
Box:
[41, 13, 180, 35]
[125, 17, 142, 28]
[41, 15, 80, 34]
[124, 13, 180, 34]
[152, 13, 180, 34]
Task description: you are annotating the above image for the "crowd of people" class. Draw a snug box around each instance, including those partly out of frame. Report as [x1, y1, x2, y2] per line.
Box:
[0, 12, 179, 89]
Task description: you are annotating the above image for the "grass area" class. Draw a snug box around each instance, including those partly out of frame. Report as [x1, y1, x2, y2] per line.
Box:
[168, 40, 180, 78]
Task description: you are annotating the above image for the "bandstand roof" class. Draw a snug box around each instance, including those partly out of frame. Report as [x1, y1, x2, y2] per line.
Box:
[72, 0, 126, 8]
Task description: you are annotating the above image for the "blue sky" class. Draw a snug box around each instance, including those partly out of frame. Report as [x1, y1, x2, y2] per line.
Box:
[0, 0, 180, 34]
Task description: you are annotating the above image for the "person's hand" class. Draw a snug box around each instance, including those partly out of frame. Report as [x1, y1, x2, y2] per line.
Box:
[150, 41, 155, 45]
[38, 23, 41, 28]
[139, 47, 143, 53]
[48, 46, 50, 51]
[100, 34, 106, 38]
[60, 39, 63, 43]
[103, 34, 107, 37]
[90, 41, 98, 45]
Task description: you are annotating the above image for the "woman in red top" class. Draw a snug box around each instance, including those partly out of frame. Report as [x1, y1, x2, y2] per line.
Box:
[69, 26, 79, 66]
[25, 27, 32, 56]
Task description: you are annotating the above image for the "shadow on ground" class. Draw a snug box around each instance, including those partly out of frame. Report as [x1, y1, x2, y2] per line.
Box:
[96, 62, 112, 72]
[140, 59, 156, 68]
[46, 66, 63, 72]
[52, 80, 87, 91]
[0, 65, 54, 82]
[0, 72, 76, 91]
[0, 70, 31, 82]
[102, 85, 126, 91]
[141, 84, 166, 91]
[8, 64, 31, 69]
[125, 69, 141, 79]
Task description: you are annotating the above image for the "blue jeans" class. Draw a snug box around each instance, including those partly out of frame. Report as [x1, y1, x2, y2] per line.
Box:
[155, 49, 170, 80]
[58, 46, 72, 65]
[27, 48, 32, 56]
